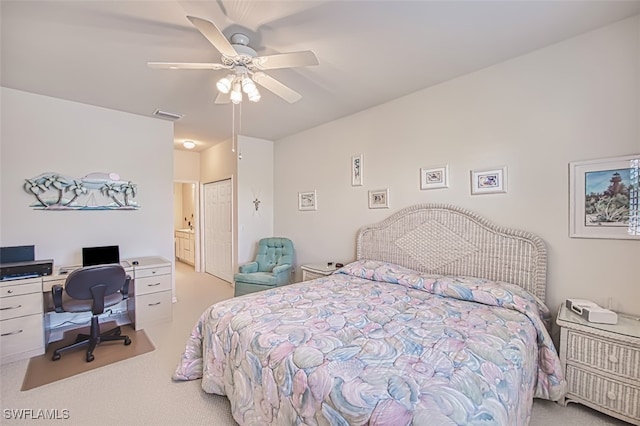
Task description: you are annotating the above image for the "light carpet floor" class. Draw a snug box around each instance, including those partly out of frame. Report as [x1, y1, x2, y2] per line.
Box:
[0, 262, 628, 425]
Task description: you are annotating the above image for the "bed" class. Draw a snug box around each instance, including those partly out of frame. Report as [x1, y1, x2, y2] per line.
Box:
[174, 204, 566, 425]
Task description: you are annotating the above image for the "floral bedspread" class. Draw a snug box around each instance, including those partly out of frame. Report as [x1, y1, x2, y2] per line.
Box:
[173, 260, 566, 425]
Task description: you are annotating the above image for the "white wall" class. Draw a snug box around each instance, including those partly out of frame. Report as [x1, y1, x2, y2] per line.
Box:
[1, 88, 174, 274]
[237, 135, 274, 265]
[173, 150, 200, 182]
[274, 16, 640, 315]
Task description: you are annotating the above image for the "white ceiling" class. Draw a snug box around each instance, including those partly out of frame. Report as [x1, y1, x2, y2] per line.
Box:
[2, 1, 640, 152]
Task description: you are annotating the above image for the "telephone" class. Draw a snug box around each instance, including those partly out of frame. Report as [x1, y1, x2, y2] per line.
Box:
[565, 299, 618, 324]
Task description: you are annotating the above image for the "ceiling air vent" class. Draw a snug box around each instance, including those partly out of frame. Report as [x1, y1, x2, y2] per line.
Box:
[152, 109, 183, 121]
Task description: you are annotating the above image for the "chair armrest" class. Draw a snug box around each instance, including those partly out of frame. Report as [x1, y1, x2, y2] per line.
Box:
[238, 262, 258, 274]
[272, 264, 291, 276]
[52, 285, 64, 313]
[121, 275, 131, 300]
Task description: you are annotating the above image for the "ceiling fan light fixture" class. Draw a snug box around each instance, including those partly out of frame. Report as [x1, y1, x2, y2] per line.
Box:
[248, 88, 261, 102]
[230, 82, 243, 104]
[241, 76, 256, 94]
[230, 91, 242, 104]
[216, 74, 234, 94]
[150, 16, 318, 106]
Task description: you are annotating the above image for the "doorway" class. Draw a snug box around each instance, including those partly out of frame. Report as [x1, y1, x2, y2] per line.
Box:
[173, 181, 199, 271]
[202, 179, 233, 282]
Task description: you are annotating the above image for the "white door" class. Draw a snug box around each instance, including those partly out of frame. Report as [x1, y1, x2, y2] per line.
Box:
[203, 179, 233, 282]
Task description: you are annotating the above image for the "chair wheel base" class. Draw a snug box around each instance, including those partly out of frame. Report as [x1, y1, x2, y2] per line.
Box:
[124, 337, 131, 345]
[86, 354, 94, 362]
[52, 353, 61, 361]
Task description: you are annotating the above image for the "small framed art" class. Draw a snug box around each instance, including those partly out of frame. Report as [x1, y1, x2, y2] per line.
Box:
[470, 167, 507, 195]
[298, 190, 317, 211]
[351, 154, 363, 186]
[420, 165, 449, 190]
[368, 188, 389, 209]
[569, 154, 639, 239]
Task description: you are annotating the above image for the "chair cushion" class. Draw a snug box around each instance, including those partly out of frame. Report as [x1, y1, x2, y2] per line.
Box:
[61, 292, 123, 313]
[233, 272, 277, 286]
[234, 282, 272, 297]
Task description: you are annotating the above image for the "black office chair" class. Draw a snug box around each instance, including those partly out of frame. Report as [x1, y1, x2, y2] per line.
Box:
[51, 264, 132, 362]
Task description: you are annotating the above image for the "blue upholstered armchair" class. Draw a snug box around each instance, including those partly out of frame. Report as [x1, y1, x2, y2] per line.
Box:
[234, 237, 294, 297]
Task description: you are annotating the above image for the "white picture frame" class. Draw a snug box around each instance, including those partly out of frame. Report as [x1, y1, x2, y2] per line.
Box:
[569, 154, 639, 239]
[351, 154, 363, 186]
[368, 188, 389, 209]
[298, 190, 317, 211]
[470, 166, 507, 195]
[420, 165, 449, 190]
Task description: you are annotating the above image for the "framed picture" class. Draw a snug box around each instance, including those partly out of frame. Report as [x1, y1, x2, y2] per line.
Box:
[569, 154, 639, 239]
[420, 165, 449, 190]
[298, 190, 317, 211]
[368, 188, 389, 209]
[470, 166, 507, 195]
[351, 154, 363, 186]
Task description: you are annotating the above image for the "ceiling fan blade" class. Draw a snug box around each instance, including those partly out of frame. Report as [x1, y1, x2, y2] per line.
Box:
[147, 62, 228, 70]
[215, 91, 230, 104]
[187, 16, 238, 58]
[252, 51, 318, 70]
[252, 72, 302, 103]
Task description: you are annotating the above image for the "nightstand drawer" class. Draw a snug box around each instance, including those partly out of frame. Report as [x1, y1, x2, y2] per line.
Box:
[566, 365, 640, 423]
[0, 292, 43, 320]
[566, 329, 640, 380]
[302, 270, 328, 281]
[134, 274, 171, 296]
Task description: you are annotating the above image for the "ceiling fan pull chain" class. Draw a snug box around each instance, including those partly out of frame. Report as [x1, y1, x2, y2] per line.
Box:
[231, 102, 243, 154]
[232, 103, 236, 153]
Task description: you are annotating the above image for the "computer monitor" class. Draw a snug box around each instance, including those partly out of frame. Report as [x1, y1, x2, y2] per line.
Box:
[82, 245, 120, 267]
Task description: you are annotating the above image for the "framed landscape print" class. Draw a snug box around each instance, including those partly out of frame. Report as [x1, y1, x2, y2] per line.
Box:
[298, 190, 317, 211]
[368, 188, 389, 209]
[569, 154, 639, 239]
[420, 165, 449, 190]
[470, 166, 507, 195]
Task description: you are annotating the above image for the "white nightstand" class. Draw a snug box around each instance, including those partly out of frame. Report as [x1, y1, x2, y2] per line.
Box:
[556, 303, 640, 424]
[300, 263, 338, 281]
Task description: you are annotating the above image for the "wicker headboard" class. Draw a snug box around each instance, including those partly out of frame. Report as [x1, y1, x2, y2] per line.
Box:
[356, 204, 547, 300]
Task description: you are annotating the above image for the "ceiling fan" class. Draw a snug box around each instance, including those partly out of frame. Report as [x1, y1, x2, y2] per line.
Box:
[148, 16, 318, 104]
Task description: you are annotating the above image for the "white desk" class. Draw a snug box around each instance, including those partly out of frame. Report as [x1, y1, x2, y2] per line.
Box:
[0, 276, 44, 364]
[1, 256, 172, 365]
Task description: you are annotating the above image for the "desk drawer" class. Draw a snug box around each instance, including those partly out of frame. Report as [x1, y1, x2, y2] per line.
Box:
[566, 329, 640, 380]
[1, 314, 44, 359]
[135, 291, 172, 325]
[134, 274, 171, 296]
[135, 266, 171, 279]
[42, 277, 66, 293]
[0, 280, 42, 298]
[0, 293, 43, 320]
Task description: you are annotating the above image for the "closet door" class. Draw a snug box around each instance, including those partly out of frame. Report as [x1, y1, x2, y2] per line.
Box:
[202, 179, 233, 282]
